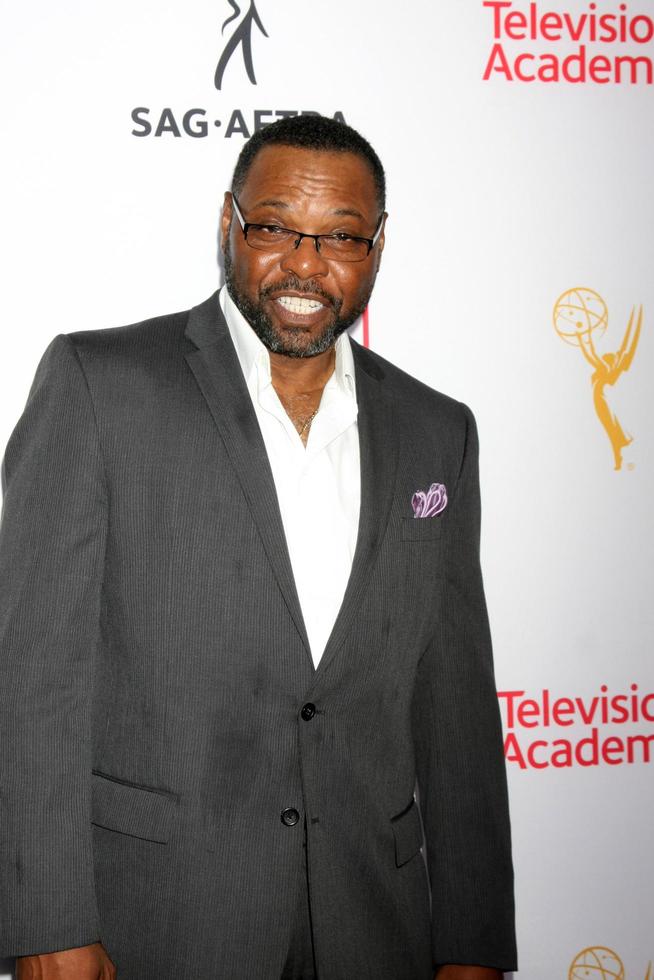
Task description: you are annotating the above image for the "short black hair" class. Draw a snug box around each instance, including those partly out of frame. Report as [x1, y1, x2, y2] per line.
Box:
[231, 114, 386, 211]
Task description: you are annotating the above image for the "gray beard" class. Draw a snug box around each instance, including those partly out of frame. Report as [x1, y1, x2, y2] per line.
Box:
[223, 243, 369, 358]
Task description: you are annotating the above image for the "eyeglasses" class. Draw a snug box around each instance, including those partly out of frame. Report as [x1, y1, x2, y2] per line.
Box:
[231, 194, 384, 263]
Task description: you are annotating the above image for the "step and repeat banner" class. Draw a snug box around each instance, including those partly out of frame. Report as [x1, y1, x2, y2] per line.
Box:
[1, 2, 652, 977]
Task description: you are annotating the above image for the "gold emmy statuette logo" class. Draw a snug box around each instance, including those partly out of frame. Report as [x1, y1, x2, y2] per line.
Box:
[569, 946, 652, 979]
[570, 947, 626, 980]
[553, 288, 643, 470]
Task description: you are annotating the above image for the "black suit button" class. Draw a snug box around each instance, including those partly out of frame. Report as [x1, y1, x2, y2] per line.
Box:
[300, 702, 316, 721]
[281, 808, 300, 827]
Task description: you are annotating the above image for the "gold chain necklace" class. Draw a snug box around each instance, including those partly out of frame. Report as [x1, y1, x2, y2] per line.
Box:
[297, 409, 318, 437]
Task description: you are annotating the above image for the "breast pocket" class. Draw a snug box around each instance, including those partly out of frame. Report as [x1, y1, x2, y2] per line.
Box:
[400, 515, 446, 542]
[91, 770, 177, 844]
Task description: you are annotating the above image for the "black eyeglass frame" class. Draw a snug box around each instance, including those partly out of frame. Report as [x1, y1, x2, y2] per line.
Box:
[230, 194, 384, 262]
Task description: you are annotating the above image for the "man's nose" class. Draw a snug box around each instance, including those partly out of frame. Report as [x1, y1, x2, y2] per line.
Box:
[279, 235, 330, 279]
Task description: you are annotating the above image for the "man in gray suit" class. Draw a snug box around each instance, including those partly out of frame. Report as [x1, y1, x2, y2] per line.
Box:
[0, 116, 516, 979]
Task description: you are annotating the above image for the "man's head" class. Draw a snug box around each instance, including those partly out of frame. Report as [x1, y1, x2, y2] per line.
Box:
[221, 115, 387, 358]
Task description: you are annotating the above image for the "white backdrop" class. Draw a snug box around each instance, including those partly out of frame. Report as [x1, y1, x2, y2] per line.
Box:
[1, 2, 652, 977]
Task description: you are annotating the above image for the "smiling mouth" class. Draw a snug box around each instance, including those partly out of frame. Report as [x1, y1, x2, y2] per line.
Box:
[275, 296, 325, 316]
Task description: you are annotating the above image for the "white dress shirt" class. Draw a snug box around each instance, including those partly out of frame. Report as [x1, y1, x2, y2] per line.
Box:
[220, 287, 361, 667]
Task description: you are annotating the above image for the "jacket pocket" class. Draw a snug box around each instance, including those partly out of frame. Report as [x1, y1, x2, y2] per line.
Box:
[91, 770, 177, 844]
[391, 798, 424, 867]
[400, 515, 445, 541]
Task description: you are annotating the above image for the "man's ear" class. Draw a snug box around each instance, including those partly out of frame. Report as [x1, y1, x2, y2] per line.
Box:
[375, 212, 388, 272]
[220, 191, 233, 254]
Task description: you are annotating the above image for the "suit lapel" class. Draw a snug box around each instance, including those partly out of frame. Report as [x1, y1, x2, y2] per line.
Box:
[184, 293, 311, 656]
[315, 342, 399, 676]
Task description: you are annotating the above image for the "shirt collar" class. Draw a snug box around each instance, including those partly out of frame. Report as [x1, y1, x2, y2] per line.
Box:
[220, 285, 269, 386]
[219, 285, 357, 402]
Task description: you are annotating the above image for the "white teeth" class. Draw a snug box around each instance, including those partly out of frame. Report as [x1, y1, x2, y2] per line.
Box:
[276, 296, 324, 314]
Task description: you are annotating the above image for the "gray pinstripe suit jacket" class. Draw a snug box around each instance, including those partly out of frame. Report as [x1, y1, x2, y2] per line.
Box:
[0, 293, 516, 978]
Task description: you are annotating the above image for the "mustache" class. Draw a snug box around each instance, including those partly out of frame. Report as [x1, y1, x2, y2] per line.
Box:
[259, 277, 339, 307]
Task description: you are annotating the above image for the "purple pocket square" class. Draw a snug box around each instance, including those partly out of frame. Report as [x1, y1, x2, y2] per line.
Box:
[412, 483, 447, 518]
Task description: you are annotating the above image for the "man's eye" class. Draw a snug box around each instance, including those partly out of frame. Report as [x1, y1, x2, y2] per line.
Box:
[332, 233, 356, 242]
[259, 224, 286, 235]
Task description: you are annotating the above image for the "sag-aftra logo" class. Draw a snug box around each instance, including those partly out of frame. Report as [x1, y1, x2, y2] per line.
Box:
[130, 1, 345, 140]
[214, 0, 268, 90]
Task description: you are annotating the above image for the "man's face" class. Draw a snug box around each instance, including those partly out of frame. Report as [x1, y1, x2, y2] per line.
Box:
[221, 145, 386, 358]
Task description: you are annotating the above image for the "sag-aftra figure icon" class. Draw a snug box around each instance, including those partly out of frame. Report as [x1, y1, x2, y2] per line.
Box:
[215, 1, 268, 90]
[554, 287, 643, 470]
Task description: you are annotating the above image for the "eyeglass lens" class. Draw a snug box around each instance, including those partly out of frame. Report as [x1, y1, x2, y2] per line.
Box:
[245, 225, 370, 261]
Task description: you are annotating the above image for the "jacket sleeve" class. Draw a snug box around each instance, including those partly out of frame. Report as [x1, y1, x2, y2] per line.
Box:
[411, 406, 517, 972]
[0, 335, 107, 957]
